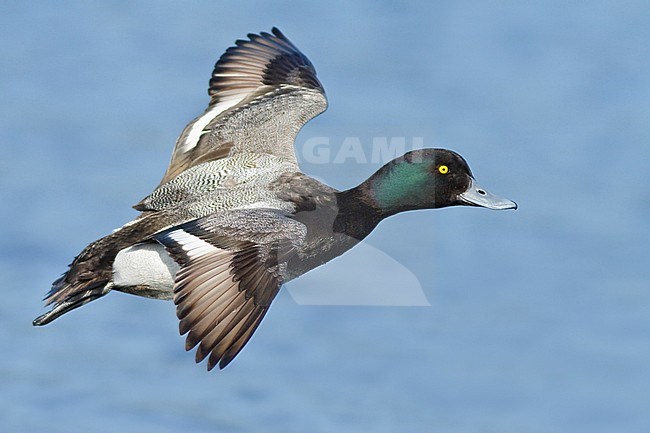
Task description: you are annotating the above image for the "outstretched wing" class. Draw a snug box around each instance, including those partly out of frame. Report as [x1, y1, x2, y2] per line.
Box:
[154, 210, 306, 370]
[160, 27, 327, 185]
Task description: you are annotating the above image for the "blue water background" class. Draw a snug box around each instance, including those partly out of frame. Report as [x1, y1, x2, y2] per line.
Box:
[1, 2, 649, 432]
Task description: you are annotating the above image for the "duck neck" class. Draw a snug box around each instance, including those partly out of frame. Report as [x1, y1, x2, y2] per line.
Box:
[333, 159, 434, 239]
[333, 186, 383, 241]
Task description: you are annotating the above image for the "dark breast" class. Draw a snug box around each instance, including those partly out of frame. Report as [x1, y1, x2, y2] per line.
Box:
[270, 172, 381, 280]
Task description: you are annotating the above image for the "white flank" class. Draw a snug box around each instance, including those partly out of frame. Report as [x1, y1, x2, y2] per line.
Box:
[113, 243, 179, 290]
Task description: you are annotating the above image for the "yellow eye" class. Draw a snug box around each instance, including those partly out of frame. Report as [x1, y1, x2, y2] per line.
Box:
[438, 165, 449, 174]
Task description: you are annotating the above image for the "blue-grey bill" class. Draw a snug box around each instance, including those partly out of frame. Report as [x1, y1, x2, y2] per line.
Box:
[459, 178, 517, 210]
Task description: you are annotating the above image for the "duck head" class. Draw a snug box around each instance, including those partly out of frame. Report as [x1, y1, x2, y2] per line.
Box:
[366, 148, 517, 216]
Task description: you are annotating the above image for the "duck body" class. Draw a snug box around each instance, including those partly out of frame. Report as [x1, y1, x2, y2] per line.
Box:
[35, 28, 516, 370]
[111, 164, 348, 300]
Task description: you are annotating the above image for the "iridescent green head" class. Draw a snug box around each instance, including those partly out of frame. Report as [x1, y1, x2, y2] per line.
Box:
[369, 148, 517, 215]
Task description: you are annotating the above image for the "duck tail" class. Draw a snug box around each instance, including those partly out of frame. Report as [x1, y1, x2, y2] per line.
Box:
[32, 277, 110, 326]
[33, 221, 146, 326]
[33, 213, 172, 326]
[32, 234, 118, 326]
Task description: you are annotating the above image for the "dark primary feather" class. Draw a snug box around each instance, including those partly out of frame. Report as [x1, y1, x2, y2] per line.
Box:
[211, 28, 324, 99]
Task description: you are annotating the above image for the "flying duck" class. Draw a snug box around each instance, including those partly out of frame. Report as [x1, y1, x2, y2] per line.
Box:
[34, 28, 516, 370]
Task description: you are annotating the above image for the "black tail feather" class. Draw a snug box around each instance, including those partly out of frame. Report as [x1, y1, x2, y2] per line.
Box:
[33, 279, 110, 326]
[33, 233, 120, 326]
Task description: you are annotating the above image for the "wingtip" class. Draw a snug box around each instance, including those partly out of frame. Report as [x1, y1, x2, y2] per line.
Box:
[271, 27, 283, 37]
[249, 29, 284, 43]
[218, 354, 235, 370]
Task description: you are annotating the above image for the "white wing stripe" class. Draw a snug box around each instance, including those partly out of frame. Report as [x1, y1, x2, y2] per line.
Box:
[167, 229, 219, 259]
[179, 100, 239, 156]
